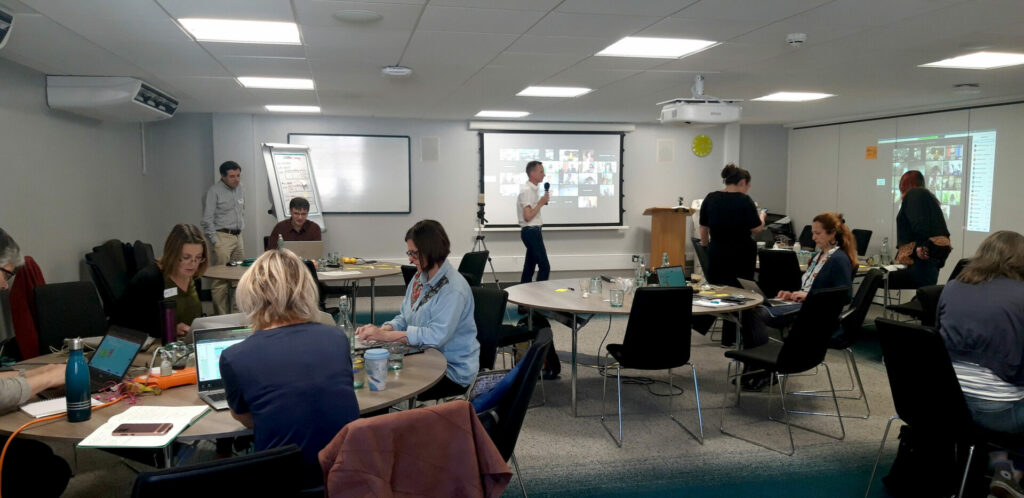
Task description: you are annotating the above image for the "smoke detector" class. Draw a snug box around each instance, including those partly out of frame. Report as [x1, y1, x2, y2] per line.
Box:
[381, 65, 413, 78]
[786, 33, 807, 47]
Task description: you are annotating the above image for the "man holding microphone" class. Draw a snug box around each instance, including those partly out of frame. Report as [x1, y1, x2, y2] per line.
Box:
[518, 160, 550, 283]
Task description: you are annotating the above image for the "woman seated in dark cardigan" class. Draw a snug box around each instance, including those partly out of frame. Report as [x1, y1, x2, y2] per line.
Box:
[739, 212, 856, 390]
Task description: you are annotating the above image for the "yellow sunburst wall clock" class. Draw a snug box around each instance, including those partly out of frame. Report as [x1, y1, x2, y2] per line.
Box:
[691, 134, 712, 157]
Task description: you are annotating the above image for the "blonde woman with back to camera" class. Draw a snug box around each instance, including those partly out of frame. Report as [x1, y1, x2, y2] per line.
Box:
[218, 248, 359, 487]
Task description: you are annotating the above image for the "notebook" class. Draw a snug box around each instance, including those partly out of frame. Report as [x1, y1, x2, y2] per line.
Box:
[77, 405, 209, 449]
[194, 327, 252, 411]
[282, 240, 324, 261]
[736, 278, 798, 307]
[655, 265, 688, 287]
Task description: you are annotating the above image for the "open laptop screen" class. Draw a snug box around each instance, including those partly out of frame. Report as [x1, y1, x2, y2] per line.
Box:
[656, 265, 687, 287]
[195, 328, 252, 389]
[89, 327, 146, 379]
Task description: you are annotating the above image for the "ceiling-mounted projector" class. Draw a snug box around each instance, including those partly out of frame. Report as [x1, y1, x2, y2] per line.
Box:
[46, 76, 178, 122]
[658, 74, 742, 126]
[0, 8, 13, 50]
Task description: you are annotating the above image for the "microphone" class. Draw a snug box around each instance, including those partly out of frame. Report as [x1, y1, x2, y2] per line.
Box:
[544, 182, 550, 193]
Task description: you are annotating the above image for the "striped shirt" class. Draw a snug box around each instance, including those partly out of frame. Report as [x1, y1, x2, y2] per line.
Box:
[952, 361, 1024, 401]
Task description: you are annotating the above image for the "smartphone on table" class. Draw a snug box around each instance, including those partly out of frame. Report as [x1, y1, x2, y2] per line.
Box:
[112, 423, 173, 436]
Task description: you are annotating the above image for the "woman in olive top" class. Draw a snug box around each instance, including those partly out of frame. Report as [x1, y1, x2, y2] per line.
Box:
[697, 164, 766, 344]
[116, 224, 208, 340]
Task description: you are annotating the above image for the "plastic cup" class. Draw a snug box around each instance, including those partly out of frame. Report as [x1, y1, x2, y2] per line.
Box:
[579, 279, 590, 298]
[364, 349, 389, 391]
[386, 342, 404, 370]
[590, 277, 603, 295]
[610, 289, 624, 307]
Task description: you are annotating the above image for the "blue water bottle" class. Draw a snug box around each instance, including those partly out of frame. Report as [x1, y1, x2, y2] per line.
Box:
[65, 338, 91, 422]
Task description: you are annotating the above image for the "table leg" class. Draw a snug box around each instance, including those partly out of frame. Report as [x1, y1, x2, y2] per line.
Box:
[571, 312, 578, 417]
[883, 272, 890, 319]
[370, 278, 376, 324]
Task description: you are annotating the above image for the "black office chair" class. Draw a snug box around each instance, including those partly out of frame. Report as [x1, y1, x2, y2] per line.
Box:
[720, 287, 849, 455]
[401, 265, 417, 287]
[131, 444, 307, 498]
[757, 249, 802, 299]
[458, 250, 490, 287]
[866, 319, 1016, 498]
[34, 281, 109, 353]
[791, 269, 883, 419]
[129, 240, 155, 277]
[302, 260, 339, 316]
[798, 225, 814, 248]
[851, 229, 872, 257]
[691, 237, 711, 279]
[601, 286, 703, 447]
[475, 327, 552, 497]
[886, 258, 967, 321]
[472, 286, 507, 371]
[85, 239, 132, 317]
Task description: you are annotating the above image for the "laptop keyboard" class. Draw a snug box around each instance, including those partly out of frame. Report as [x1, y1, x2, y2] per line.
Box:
[206, 392, 226, 402]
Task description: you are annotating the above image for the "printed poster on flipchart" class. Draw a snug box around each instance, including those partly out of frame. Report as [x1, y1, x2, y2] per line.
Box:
[271, 152, 321, 216]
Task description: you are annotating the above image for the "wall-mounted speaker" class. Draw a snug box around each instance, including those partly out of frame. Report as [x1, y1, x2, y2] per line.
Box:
[657, 139, 675, 163]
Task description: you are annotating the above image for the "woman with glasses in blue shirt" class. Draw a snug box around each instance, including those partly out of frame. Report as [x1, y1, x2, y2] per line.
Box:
[356, 220, 480, 401]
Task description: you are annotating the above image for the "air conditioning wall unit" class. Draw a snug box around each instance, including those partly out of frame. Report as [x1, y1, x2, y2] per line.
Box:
[0, 8, 13, 50]
[46, 76, 178, 122]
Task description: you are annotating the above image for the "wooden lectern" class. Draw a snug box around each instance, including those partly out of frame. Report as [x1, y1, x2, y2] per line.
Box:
[642, 207, 692, 268]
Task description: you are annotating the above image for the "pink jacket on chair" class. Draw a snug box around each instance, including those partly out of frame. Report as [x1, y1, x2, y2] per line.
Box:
[318, 400, 512, 498]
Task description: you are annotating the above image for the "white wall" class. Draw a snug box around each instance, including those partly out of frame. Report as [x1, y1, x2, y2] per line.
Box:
[788, 102, 1024, 281]
[207, 114, 782, 271]
[740, 124, 788, 213]
[0, 58, 151, 283]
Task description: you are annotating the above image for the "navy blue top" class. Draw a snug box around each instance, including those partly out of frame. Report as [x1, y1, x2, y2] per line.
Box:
[220, 322, 359, 464]
[939, 277, 1024, 385]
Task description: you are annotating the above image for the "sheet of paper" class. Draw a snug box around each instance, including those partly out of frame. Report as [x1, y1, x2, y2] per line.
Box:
[319, 270, 362, 277]
[21, 397, 102, 418]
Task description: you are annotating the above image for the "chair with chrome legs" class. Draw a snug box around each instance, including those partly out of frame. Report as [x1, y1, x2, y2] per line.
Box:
[865, 319, 1022, 498]
[600, 286, 703, 447]
[789, 269, 883, 419]
[720, 286, 848, 455]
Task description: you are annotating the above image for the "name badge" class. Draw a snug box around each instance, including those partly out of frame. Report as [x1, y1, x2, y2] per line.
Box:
[163, 287, 178, 299]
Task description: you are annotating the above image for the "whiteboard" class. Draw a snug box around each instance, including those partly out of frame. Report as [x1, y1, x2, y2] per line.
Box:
[261, 143, 326, 231]
[288, 134, 411, 214]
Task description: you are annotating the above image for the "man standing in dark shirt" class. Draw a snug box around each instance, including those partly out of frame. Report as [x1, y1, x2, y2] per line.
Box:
[268, 197, 322, 250]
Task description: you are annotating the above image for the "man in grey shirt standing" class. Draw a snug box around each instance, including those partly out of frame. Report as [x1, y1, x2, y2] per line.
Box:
[201, 161, 246, 315]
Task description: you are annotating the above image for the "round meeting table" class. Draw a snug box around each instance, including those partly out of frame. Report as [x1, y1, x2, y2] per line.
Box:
[505, 278, 763, 417]
[0, 348, 446, 465]
[204, 262, 401, 323]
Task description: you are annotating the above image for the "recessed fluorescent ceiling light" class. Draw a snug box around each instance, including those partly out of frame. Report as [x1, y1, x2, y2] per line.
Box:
[596, 36, 717, 58]
[919, 51, 1024, 69]
[517, 86, 592, 98]
[752, 92, 834, 102]
[238, 77, 314, 90]
[475, 110, 531, 118]
[179, 18, 300, 44]
[265, 105, 320, 113]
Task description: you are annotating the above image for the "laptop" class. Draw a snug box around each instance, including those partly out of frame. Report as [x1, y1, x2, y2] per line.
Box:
[736, 278, 798, 307]
[655, 265, 688, 287]
[38, 327, 149, 399]
[282, 240, 324, 261]
[195, 326, 253, 411]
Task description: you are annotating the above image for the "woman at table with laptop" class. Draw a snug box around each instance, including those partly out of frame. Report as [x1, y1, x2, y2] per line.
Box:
[355, 219, 480, 401]
[0, 228, 72, 497]
[737, 212, 856, 390]
[115, 223, 208, 341]
[218, 248, 359, 487]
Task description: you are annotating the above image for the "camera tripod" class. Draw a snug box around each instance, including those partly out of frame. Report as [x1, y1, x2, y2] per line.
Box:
[472, 213, 502, 289]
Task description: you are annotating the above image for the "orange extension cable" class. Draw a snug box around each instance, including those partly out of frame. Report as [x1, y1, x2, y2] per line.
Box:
[0, 394, 126, 498]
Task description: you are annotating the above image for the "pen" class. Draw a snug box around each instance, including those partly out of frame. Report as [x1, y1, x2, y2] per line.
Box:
[568, 287, 575, 291]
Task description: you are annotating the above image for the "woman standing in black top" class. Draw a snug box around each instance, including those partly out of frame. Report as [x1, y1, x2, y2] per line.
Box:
[697, 164, 766, 344]
[889, 170, 952, 289]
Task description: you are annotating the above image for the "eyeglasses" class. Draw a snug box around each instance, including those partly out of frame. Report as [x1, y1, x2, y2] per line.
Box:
[405, 250, 419, 258]
[180, 255, 206, 265]
[0, 267, 14, 283]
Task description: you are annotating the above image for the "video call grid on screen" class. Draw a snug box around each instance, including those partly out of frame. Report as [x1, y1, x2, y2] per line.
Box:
[481, 132, 624, 227]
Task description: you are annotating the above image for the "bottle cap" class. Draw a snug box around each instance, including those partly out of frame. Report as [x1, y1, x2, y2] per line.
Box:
[150, 367, 162, 376]
[364, 349, 389, 360]
[68, 338, 84, 351]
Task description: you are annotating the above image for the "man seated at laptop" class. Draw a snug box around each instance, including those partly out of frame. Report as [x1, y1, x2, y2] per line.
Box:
[219, 248, 357, 485]
[267, 197, 321, 250]
[0, 227, 72, 497]
[738, 212, 855, 391]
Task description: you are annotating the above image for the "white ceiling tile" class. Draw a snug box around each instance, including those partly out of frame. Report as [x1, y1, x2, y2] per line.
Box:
[541, 67, 642, 88]
[301, 26, 409, 65]
[203, 42, 307, 58]
[429, 0, 558, 10]
[638, 17, 763, 41]
[506, 35, 610, 56]
[293, 0, 424, 29]
[400, 30, 518, 69]
[219, 57, 313, 78]
[556, 0, 694, 17]
[417, 6, 546, 34]
[675, 0, 833, 22]
[156, 0, 295, 21]
[527, 12, 662, 38]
